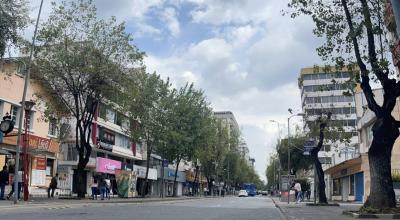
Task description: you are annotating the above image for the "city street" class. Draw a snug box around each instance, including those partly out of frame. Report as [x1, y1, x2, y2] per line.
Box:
[0, 196, 283, 220]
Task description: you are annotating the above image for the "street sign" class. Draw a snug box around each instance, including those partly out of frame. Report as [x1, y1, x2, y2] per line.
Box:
[280, 175, 295, 191]
[162, 159, 169, 167]
[303, 139, 316, 155]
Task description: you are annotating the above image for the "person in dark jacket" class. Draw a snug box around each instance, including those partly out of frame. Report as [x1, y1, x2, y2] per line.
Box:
[0, 166, 9, 200]
[48, 173, 58, 198]
[99, 176, 107, 200]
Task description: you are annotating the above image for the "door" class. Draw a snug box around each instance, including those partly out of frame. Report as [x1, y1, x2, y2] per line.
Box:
[355, 172, 364, 202]
[342, 176, 350, 201]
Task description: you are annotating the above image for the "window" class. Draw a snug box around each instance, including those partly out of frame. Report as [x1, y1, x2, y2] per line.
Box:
[106, 108, 116, 123]
[318, 157, 332, 164]
[10, 105, 20, 124]
[115, 134, 130, 149]
[333, 178, 341, 196]
[46, 159, 54, 176]
[322, 145, 331, 152]
[350, 175, 355, 195]
[48, 119, 58, 136]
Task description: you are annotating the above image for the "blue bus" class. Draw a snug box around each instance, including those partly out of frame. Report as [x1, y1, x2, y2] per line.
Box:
[242, 183, 257, 196]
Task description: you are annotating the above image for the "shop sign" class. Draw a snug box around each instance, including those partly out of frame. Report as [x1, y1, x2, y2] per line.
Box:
[133, 165, 157, 180]
[2, 134, 59, 153]
[303, 140, 315, 156]
[32, 157, 46, 170]
[31, 169, 46, 186]
[96, 157, 121, 174]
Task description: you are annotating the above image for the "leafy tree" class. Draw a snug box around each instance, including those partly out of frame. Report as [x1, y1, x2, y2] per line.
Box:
[277, 136, 313, 175]
[164, 84, 212, 196]
[0, 0, 29, 58]
[266, 155, 278, 190]
[33, 0, 143, 197]
[287, 0, 399, 211]
[122, 71, 171, 197]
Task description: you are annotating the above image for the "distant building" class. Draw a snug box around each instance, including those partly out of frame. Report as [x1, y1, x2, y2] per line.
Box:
[299, 66, 359, 168]
[299, 65, 360, 201]
[213, 111, 239, 139]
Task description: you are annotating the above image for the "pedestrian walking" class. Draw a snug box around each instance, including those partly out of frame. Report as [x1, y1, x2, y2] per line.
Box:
[99, 176, 107, 200]
[294, 182, 302, 204]
[48, 173, 58, 198]
[7, 171, 22, 200]
[0, 166, 9, 200]
[105, 178, 111, 199]
[91, 178, 98, 200]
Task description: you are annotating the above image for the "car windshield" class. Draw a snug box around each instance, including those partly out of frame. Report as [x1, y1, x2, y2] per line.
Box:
[1, 0, 399, 219]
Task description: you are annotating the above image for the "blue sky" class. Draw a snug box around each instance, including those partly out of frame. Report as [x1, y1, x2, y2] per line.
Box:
[26, 0, 325, 182]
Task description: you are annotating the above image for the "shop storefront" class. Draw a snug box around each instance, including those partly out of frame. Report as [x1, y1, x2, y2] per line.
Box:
[0, 133, 60, 196]
[157, 168, 186, 197]
[133, 165, 157, 196]
[325, 157, 364, 202]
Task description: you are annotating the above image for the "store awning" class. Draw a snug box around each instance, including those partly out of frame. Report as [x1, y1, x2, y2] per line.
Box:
[324, 156, 362, 177]
[0, 149, 10, 155]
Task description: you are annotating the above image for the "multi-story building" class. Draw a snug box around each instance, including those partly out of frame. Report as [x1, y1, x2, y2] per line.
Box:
[213, 111, 240, 140]
[0, 58, 61, 197]
[324, 88, 400, 202]
[299, 66, 360, 200]
[58, 102, 152, 197]
[299, 66, 359, 167]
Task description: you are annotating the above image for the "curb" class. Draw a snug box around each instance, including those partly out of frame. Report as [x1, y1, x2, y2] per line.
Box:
[343, 210, 400, 219]
[271, 198, 287, 220]
[306, 203, 340, 206]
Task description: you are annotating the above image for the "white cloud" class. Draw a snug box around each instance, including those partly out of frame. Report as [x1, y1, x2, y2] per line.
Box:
[160, 7, 180, 37]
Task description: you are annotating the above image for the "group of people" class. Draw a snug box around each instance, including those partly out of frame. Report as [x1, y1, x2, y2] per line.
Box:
[0, 165, 59, 200]
[90, 175, 115, 200]
[292, 181, 311, 204]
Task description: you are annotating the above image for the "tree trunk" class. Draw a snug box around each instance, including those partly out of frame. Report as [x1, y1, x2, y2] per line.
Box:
[173, 158, 180, 197]
[141, 143, 152, 198]
[193, 166, 199, 196]
[76, 159, 87, 198]
[313, 155, 327, 204]
[363, 117, 398, 211]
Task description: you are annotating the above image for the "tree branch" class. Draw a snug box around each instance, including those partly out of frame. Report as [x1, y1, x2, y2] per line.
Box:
[360, 0, 387, 85]
[341, 0, 382, 116]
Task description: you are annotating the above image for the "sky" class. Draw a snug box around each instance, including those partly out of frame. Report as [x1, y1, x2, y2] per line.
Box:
[25, 0, 325, 182]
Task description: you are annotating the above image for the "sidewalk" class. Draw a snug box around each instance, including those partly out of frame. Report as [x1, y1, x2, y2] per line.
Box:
[271, 197, 363, 220]
[0, 195, 205, 209]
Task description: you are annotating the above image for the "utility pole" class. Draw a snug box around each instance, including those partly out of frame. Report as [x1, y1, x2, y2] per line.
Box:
[13, 0, 44, 204]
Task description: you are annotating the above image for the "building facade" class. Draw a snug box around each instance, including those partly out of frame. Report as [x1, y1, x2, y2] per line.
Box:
[299, 66, 360, 200]
[0, 59, 60, 197]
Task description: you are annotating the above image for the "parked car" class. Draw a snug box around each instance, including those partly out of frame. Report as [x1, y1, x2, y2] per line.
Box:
[238, 190, 248, 197]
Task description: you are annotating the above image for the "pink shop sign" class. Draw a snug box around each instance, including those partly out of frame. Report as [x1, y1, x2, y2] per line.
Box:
[96, 157, 121, 174]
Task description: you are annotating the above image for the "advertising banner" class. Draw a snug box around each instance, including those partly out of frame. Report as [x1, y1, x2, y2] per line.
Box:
[96, 157, 121, 174]
[115, 169, 136, 198]
[32, 157, 46, 170]
[31, 169, 46, 186]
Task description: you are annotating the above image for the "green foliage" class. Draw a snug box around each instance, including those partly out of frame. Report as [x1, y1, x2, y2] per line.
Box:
[33, 0, 143, 171]
[277, 136, 313, 174]
[0, 0, 30, 58]
[265, 155, 278, 190]
[392, 170, 400, 182]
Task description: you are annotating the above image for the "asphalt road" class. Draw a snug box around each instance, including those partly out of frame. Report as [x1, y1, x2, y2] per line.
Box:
[0, 196, 283, 220]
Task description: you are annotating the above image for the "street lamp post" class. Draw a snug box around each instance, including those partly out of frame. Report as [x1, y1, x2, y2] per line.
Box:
[270, 120, 282, 193]
[287, 113, 305, 204]
[13, 0, 44, 204]
[22, 100, 35, 201]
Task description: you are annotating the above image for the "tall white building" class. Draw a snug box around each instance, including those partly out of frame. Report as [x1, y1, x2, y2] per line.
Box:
[299, 66, 359, 168]
[213, 111, 240, 138]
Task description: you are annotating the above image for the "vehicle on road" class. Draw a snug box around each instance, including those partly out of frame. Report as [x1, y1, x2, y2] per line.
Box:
[242, 183, 257, 196]
[238, 190, 248, 197]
